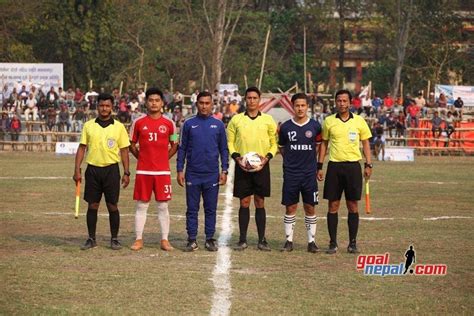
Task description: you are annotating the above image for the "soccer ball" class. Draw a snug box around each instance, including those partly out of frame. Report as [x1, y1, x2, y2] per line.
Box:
[242, 152, 262, 171]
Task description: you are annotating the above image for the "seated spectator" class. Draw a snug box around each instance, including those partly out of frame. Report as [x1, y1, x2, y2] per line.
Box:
[228, 100, 239, 114]
[0, 112, 10, 140]
[65, 87, 75, 108]
[24, 93, 38, 121]
[72, 106, 86, 133]
[129, 97, 140, 113]
[431, 111, 443, 138]
[351, 94, 362, 114]
[46, 105, 57, 131]
[74, 88, 85, 108]
[58, 87, 66, 104]
[437, 93, 447, 109]
[173, 90, 184, 111]
[57, 104, 71, 132]
[130, 107, 143, 123]
[46, 86, 58, 108]
[372, 95, 383, 117]
[213, 107, 223, 121]
[18, 85, 29, 108]
[385, 112, 396, 138]
[362, 95, 372, 117]
[444, 111, 455, 139]
[453, 97, 463, 118]
[222, 104, 233, 128]
[37, 95, 48, 121]
[10, 115, 21, 141]
[231, 90, 242, 104]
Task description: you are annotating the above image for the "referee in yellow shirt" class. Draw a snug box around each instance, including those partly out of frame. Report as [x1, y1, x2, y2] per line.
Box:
[227, 87, 277, 251]
[317, 89, 372, 254]
[73, 93, 130, 250]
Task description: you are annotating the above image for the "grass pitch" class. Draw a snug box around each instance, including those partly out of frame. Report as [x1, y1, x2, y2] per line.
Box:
[0, 152, 473, 314]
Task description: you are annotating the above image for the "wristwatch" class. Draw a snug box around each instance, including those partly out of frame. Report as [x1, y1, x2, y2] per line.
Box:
[123, 171, 131, 176]
[364, 163, 373, 169]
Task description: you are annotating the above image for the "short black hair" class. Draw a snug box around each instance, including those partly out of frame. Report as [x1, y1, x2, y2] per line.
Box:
[197, 91, 212, 102]
[291, 93, 309, 104]
[245, 86, 261, 97]
[145, 87, 164, 100]
[97, 93, 114, 104]
[335, 89, 352, 102]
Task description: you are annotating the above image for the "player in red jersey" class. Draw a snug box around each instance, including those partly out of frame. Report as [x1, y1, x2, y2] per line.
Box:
[129, 87, 178, 251]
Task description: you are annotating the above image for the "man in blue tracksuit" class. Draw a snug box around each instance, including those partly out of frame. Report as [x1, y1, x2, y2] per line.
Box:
[177, 91, 229, 252]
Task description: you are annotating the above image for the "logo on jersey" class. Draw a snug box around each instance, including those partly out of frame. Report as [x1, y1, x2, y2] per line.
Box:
[210, 125, 218, 128]
[107, 138, 116, 148]
[305, 130, 313, 138]
[290, 144, 313, 151]
[191, 125, 199, 129]
[159, 125, 167, 133]
[142, 126, 148, 130]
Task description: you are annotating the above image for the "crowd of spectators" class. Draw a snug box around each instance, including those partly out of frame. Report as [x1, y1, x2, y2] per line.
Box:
[0, 83, 466, 151]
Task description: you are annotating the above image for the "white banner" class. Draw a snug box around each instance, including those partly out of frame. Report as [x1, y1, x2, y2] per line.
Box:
[0, 63, 64, 95]
[435, 84, 474, 107]
[379, 147, 415, 162]
[55, 142, 79, 155]
[218, 84, 238, 95]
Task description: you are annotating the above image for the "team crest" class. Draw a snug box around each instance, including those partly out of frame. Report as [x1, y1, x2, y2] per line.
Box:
[159, 125, 167, 133]
[107, 138, 116, 148]
[305, 130, 313, 138]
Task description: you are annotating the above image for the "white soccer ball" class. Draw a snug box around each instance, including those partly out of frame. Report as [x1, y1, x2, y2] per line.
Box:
[242, 152, 262, 171]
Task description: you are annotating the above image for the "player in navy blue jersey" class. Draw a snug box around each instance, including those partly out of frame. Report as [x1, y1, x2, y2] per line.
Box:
[278, 93, 322, 253]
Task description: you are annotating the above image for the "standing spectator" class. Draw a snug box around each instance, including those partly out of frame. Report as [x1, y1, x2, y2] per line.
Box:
[228, 99, 240, 115]
[163, 89, 173, 110]
[386, 112, 396, 138]
[362, 94, 372, 117]
[137, 88, 146, 109]
[213, 107, 223, 121]
[227, 87, 278, 251]
[129, 97, 140, 113]
[278, 93, 323, 253]
[130, 107, 143, 122]
[10, 114, 22, 141]
[317, 89, 372, 254]
[129, 88, 177, 251]
[190, 89, 199, 115]
[24, 93, 38, 121]
[172, 106, 184, 129]
[231, 90, 242, 105]
[212, 89, 220, 109]
[117, 97, 130, 123]
[177, 91, 229, 252]
[173, 90, 184, 111]
[383, 93, 394, 111]
[0, 112, 10, 140]
[73, 93, 130, 250]
[373, 122, 386, 161]
[72, 106, 86, 133]
[46, 87, 58, 108]
[406, 100, 420, 128]
[222, 104, 233, 127]
[46, 105, 57, 131]
[351, 94, 362, 114]
[431, 111, 443, 138]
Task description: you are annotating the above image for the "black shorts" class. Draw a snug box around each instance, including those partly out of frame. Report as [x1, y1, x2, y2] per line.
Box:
[233, 162, 271, 198]
[282, 172, 318, 206]
[323, 161, 362, 201]
[84, 163, 121, 204]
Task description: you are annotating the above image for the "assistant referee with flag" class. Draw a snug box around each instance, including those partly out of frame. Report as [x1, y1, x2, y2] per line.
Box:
[73, 93, 130, 250]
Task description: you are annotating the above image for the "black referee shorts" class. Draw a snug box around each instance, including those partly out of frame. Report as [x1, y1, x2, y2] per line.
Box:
[323, 161, 362, 201]
[84, 163, 121, 204]
[233, 162, 271, 198]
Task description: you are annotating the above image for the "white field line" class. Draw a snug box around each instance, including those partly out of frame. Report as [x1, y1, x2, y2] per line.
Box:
[210, 160, 234, 316]
[42, 212, 472, 222]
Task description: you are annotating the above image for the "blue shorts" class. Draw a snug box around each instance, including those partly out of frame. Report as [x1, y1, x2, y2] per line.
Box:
[281, 172, 319, 206]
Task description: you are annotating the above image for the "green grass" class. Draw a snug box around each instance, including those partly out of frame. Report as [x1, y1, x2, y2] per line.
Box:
[0, 152, 473, 314]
